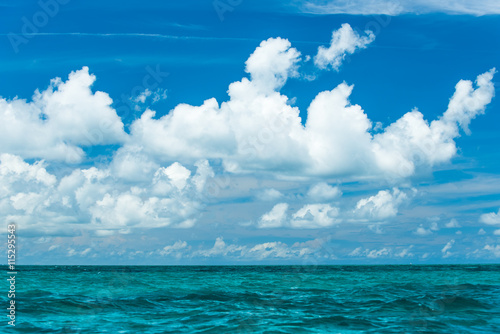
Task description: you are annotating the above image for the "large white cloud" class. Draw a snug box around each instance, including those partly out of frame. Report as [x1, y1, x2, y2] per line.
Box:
[2, 26, 492, 182]
[0, 26, 496, 239]
[0, 67, 126, 163]
[121, 29, 495, 180]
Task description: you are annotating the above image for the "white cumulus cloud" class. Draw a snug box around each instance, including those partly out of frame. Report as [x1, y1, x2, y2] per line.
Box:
[115, 35, 495, 181]
[484, 245, 500, 257]
[291, 204, 340, 228]
[442, 239, 455, 258]
[349, 246, 392, 258]
[258, 203, 289, 228]
[314, 23, 375, 70]
[258, 202, 340, 229]
[480, 208, 500, 226]
[372, 69, 496, 178]
[196, 237, 244, 257]
[414, 225, 433, 236]
[160, 240, 189, 258]
[446, 218, 461, 228]
[307, 182, 341, 201]
[0, 155, 211, 235]
[256, 188, 284, 201]
[0, 67, 126, 163]
[0, 27, 497, 243]
[355, 188, 409, 220]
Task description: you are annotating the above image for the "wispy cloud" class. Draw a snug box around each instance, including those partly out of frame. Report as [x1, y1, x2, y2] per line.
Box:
[297, 0, 500, 16]
[0, 32, 259, 42]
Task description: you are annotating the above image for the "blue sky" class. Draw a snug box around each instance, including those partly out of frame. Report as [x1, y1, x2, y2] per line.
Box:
[1, 0, 500, 264]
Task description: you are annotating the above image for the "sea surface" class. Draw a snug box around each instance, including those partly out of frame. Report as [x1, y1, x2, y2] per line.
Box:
[8, 265, 500, 333]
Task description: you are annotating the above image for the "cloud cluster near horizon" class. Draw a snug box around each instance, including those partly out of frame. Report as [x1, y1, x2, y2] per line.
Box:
[0, 24, 496, 237]
[480, 208, 500, 235]
[41, 234, 500, 262]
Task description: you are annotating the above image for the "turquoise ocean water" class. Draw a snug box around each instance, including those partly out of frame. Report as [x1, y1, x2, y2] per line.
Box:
[8, 265, 500, 333]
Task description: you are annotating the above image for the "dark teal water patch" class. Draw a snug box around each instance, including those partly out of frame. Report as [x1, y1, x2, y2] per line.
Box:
[10, 265, 500, 333]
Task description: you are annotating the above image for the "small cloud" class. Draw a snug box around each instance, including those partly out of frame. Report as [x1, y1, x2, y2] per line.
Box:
[249, 242, 296, 260]
[163, 162, 191, 190]
[446, 218, 461, 228]
[290, 204, 340, 228]
[414, 225, 432, 236]
[366, 247, 391, 259]
[478, 228, 486, 235]
[442, 239, 455, 258]
[258, 203, 289, 228]
[314, 23, 375, 71]
[479, 208, 500, 226]
[160, 240, 188, 257]
[134, 88, 167, 104]
[355, 188, 410, 220]
[348, 246, 392, 258]
[349, 247, 363, 257]
[175, 219, 196, 229]
[257, 188, 283, 201]
[307, 182, 341, 201]
[395, 245, 414, 258]
[134, 88, 152, 103]
[484, 245, 500, 258]
[152, 88, 168, 103]
[95, 230, 115, 237]
[368, 224, 384, 234]
[196, 237, 243, 258]
[67, 247, 91, 257]
[258, 202, 340, 229]
[35, 237, 52, 244]
[81, 248, 92, 256]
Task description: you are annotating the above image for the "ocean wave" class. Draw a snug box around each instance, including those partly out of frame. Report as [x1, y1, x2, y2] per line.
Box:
[14, 265, 500, 333]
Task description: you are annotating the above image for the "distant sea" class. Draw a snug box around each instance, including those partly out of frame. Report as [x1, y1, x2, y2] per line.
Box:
[9, 265, 500, 333]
